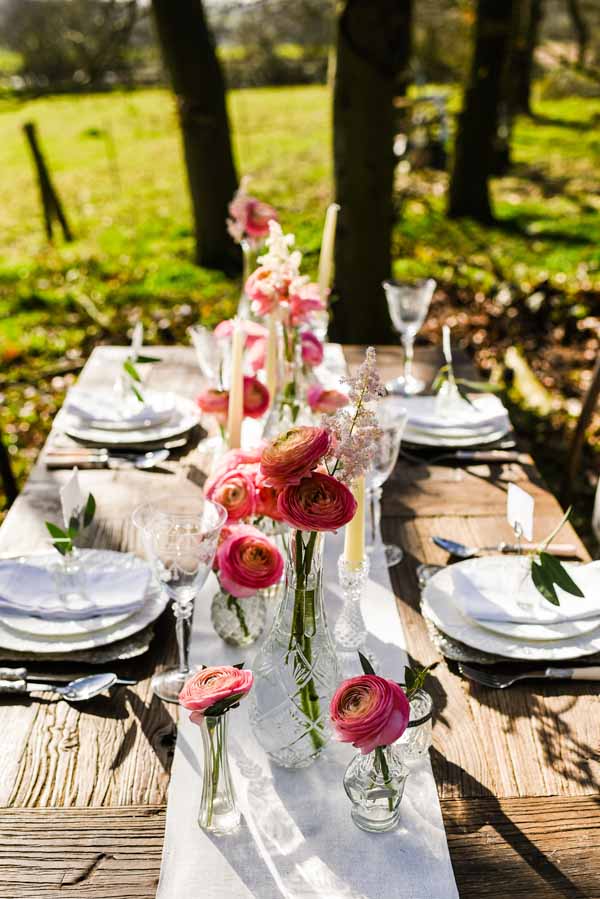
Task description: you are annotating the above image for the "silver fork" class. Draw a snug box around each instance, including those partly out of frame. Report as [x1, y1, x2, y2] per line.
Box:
[458, 662, 600, 688]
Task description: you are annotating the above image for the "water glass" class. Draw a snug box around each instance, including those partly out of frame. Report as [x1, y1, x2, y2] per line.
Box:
[383, 278, 436, 395]
[133, 496, 227, 703]
[366, 399, 408, 567]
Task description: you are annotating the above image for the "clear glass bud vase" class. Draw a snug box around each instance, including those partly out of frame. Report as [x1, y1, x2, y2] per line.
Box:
[248, 530, 339, 768]
[343, 743, 409, 832]
[198, 714, 240, 835]
[262, 333, 308, 440]
[210, 589, 266, 647]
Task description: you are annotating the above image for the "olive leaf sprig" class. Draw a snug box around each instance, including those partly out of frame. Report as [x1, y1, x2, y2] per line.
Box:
[45, 492, 96, 556]
[432, 364, 500, 408]
[122, 353, 160, 403]
[530, 506, 583, 606]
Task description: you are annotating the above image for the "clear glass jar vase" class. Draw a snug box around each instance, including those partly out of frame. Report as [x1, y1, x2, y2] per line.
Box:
[397, 689, 433, 761]
[343, 743, 409, 833]
[197, 713, 240, 835]
[52, 549, 89, 607]
[210, 589, 266, 647]
[248, 529, 339, 768]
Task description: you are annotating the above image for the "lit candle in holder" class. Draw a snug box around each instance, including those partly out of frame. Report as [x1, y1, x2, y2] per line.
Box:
[265, 314, 278, 405]
[227, 319, 244, 449]
[344, 475, 365, 567]
[317, 202, 340, 304]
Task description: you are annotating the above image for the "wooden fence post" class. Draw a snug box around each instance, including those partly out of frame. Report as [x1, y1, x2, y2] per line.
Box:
[23, 121, 73, 243]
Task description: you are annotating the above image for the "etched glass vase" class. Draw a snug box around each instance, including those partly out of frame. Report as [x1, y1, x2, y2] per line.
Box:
[210, 589, 267, 647]
[343, 743, 409, 832]
[397, 689, 433, 761]
[248, 530, 339, 768]
[197, 714, 240, 835]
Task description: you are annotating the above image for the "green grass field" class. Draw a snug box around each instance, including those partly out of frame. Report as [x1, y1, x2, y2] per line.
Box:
[1, 84, 600, 527]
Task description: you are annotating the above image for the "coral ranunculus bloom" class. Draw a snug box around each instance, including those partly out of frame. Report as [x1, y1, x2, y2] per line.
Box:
[260, 426, 331, 488]
[277, 471, 357, 532]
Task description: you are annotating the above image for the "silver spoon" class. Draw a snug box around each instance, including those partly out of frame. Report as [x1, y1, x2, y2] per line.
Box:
[0, 672, 117, 701]
[432, 536, 577, 559]
[108, 449, 170, 470]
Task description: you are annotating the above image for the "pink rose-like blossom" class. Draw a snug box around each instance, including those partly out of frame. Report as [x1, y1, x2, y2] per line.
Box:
[216, 524, 284, 598]
[277, 471, 357, 532]
[196, 387, 229, 425]
[243, 376, 270, 419]
[247, 336, 267, 373]
[300, 332, 324, 367]
[288, 280, 325, 326]
[245, 268, 280, 316]
[330, 675, 410, 754]
[207, 446, 264, 488]
[214, 319, 268, 348]
[179, 666, 254, 724]
[260, 426, 331, 488]
[245, 200, 278, 240]
[205, 469, 256, 523]
[307, 385, 349, 414]
[254, 469, 283, 521]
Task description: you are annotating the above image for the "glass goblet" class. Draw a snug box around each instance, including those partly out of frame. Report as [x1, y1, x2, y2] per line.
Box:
[133, 496, 227, 703]
[383, 278, 436, 396]
[366, 399, 408, 568]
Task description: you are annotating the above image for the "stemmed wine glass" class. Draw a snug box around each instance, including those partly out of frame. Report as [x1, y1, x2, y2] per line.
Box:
[366, 399, 408, 568]
[133, 496, 227, 703]
[383, 278, 436, 395]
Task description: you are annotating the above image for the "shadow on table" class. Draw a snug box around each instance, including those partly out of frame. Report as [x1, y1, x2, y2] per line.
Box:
[433, 748, 595, 899]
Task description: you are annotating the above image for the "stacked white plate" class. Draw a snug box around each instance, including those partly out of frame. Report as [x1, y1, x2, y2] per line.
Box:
[57, 388, 199, 446]
[401, 393, 511, 447]
[0, 550, 168, 654]
[422, 556, 600, 660]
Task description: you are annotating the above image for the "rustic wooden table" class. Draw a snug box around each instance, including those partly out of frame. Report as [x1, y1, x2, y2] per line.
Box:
[0, 345, 598, 899]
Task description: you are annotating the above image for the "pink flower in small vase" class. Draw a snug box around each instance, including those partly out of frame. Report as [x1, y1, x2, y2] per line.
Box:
[247, 337, 267, 373]
[205, 469, 256, 523]
[227, 177, 277, 245]
[300, 332, 324, 367]
[216, 524, 283, 598]
[288, 279, 325, 326]
[307, 385, 349, 415]
[260, 426, 331, 488]
[330, 675, 410, 754]
[243, 376, 270, 419]
[179, 665, 254, 724]
[253, 469, 283, 521]
[245, 268, 280, 316]
[277, 471, 357, 532]
[196, 387, 229, 425]
[214, 319, 268, 348]
[245, 200, 277, 241]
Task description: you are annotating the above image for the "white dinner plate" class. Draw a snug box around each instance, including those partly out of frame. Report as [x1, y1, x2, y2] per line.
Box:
[57, 395, 199, 446]
[422, 573, 600, 660]
[64, 389, 177, 431]
[401, 394, 509, 430]
[0, 551, 169, 653]
[403, 423, 511, 448]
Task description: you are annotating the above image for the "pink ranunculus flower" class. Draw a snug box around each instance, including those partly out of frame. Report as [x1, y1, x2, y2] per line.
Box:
[196, 387, 229, 425]
[216, 524, 284, 598]
[245, 201, 278, 240]
[306, 384, 349, 414]
[247, 336, 267, 373]
[277, 471, 357, 532]
[260, 426, 331, 489]
[243, 376, 270, 419]
[245, 268, 279, 316]
[207, 445, 264, 489]
[214, 319, 268, 348]
[179, 665, 254, 723]
[205, 468, 256, 523]
[288, 279, 325, 326]
[253, 469, 283, 521]
[301, 332, 324, 366]
[330, 675, 410, 754]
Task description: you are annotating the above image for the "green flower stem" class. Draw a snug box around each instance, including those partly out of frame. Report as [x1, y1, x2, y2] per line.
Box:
[375, 746, 394, 812]
[226, 595, 249, 639]
[206, 717, 223, 828]
[289, 529, 324, 753]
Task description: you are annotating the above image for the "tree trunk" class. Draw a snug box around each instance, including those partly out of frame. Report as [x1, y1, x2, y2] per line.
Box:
[448, 0, 515, 222]
[512, 0, 543, 115]
[151, 0, 239, 271]
[331, 0, 412, 345]
[565, 0, 589, 67]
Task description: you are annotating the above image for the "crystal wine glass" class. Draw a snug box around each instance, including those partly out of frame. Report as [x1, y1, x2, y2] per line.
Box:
[133, 496, 227, 703]
[383, 278, 436, 395]
[366, 399, 408, 567]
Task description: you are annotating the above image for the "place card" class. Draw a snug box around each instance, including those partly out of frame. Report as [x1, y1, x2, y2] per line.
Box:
[507, 482, 534, 542]
[60, 467, 85, 527]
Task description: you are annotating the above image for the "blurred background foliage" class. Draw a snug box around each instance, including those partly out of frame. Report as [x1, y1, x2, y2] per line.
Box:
[0, 0, 599, 545]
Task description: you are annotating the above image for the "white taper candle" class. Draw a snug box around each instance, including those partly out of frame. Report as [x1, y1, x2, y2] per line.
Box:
[344, 475, 366, 567]
[317, 202, 340, 304]
[227, 319, 244, 449]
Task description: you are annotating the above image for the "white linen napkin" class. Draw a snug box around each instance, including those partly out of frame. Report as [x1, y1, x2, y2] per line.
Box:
[401, 393, 509, 431]
[156, 529, 459, 899]
[64, 388, 175, 428]
[449, 557, 600, 625]
[0, 560, 151, 619]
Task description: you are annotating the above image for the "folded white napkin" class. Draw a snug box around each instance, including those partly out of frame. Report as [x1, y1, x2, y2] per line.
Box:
[401, 393, 509, 431]
[450, 557, 600, 625]
[0, 561, 151, 620]
[65, 389, 174, 428]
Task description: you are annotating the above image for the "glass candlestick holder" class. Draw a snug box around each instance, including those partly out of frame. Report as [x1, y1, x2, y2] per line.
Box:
[335, 557, 377, 676]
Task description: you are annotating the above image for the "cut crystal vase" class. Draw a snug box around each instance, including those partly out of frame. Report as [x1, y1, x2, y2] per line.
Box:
[248, 529, 339, 768]
[343, 743, 409, 833]
[210, 589, 267, 647]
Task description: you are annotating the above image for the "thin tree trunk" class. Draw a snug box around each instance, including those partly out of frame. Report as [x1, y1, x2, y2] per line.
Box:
[331, 0, 412, 345]
[565, 0, 589, 67]
[513, 0, 543, 114]
[448, 0, 515, 222]
[151, 0, 239, 271]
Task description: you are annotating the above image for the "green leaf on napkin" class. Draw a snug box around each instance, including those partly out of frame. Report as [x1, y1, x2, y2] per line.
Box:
[83, 493, 96, 528]
[531, 553, 583, 606]
[135, 354, 161, 364]
[45, 522, 72, 556]
[123, 359, 141, 382]
[531, 560, 559, 605]
[358, 651, 376, 676]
